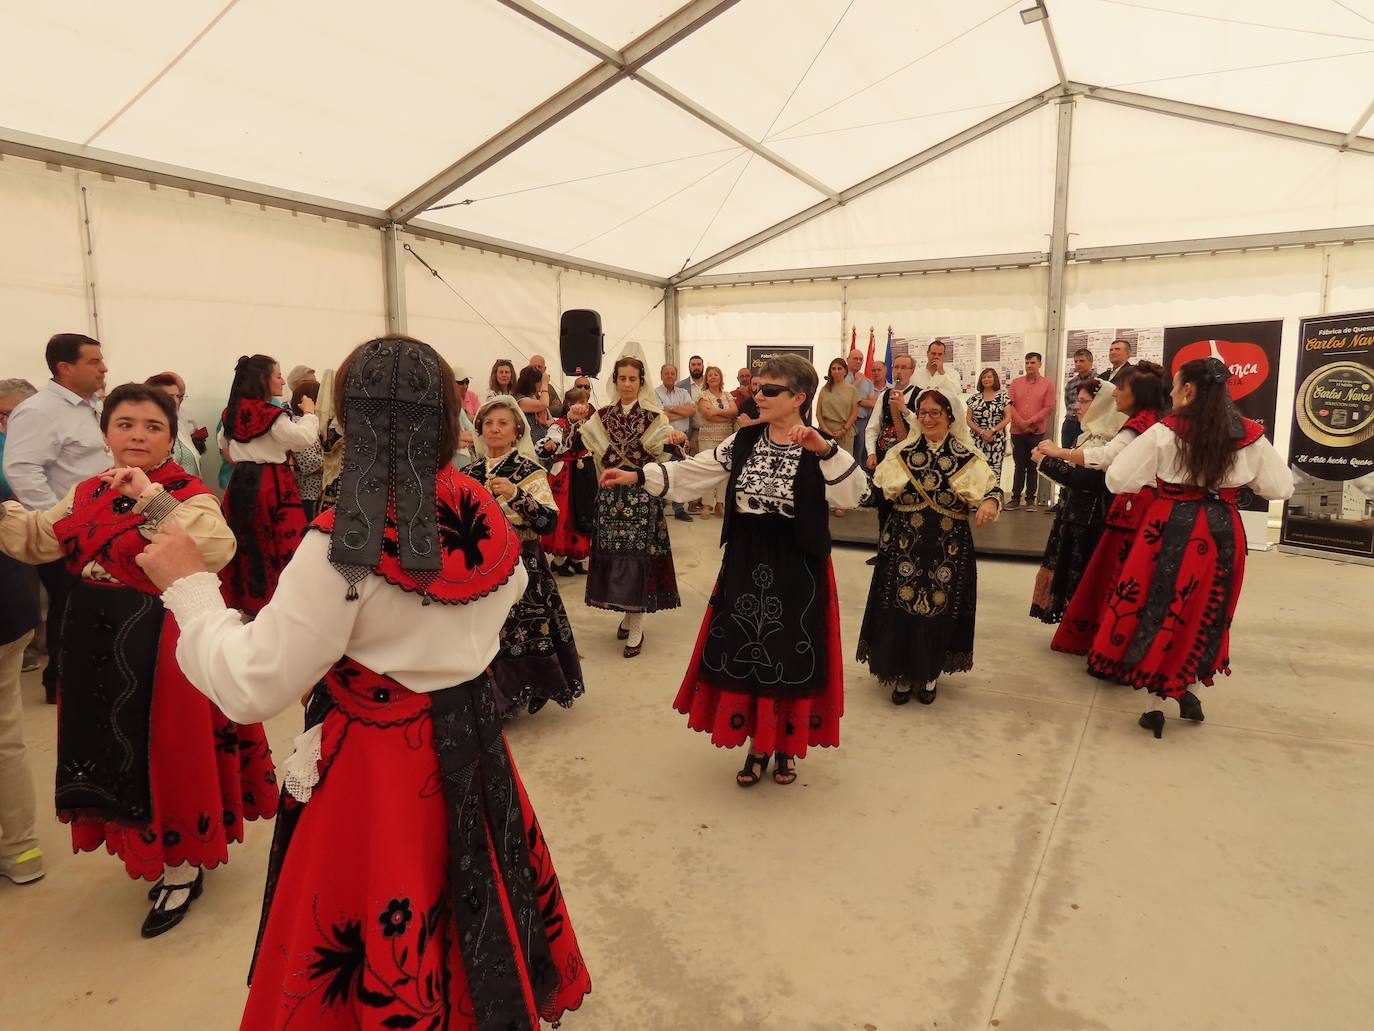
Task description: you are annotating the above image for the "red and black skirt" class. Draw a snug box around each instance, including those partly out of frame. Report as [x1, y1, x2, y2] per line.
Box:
[245, 658, 590, 1031]
[541, 457, 591, 561]
[1051, 486, 1157, 655]
[673, 514, 843, 757]
[56, 580, 278, 880]
[221, 461, 307, 615]
[1086, 484, 1248, 699]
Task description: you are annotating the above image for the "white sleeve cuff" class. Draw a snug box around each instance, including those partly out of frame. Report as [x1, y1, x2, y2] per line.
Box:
[162, 570, 229, 625]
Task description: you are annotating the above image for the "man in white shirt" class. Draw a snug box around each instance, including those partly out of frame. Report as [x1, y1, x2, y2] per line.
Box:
[913, 339, 962, 395]
[865, 354, 918, 469]
[655, 364, 697, 521]
[3, 334, 111, 702]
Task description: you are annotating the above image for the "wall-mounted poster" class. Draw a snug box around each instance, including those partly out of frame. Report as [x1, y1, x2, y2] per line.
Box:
[979, 333, 1028, 390]
[927, 335, 979, 390]
[1162, 320, 1284, 528]
[746, 344, 814, 374]
[1064, 327, 1164, 379]
[1280, 311, 1374, 562]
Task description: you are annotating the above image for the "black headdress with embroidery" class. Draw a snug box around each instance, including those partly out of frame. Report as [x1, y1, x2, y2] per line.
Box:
[329, 338, 444, 598]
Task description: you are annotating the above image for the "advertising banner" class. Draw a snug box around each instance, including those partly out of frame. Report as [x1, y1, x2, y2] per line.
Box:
[746, 345, 814, 373]
[1280, 311, 1374, 561]
[1162, 320, 1284, 518]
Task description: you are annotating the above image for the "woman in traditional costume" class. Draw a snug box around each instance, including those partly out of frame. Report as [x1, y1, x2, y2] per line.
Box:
[467, 395, 584, 717]
[218, 354, 319, 615]
[603, 355, 865, 787]
[541, 386, 594, 576]
[1028, 379, 1126, 623]
[1035, 361, 1170, 655]
[857, 386, 1002, 705]
[138, 336, 591, 1030]
[0, 383, 276, 938]
[1084, 357, 1292, 737]
[576, 350, 685, 657]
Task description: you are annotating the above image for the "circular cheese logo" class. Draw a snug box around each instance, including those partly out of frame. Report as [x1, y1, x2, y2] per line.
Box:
[1296, 361, 1374, 447]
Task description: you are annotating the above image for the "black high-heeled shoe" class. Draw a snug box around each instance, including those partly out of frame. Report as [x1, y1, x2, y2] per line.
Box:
[1178, 691, 1205, 723]
[772, 752, 797, 786]
[556, 560, 575, 578]
[1139, 711, 1165, 739]
[736, 752, 770, 787]
[616, 621, 630, 640]
[141, 870, 204, 939]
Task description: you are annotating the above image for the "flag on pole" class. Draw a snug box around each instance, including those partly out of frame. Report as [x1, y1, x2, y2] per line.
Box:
[848, 325, 857, 363]
[883, 326, 894, 386]
[864, 326, 876, 380]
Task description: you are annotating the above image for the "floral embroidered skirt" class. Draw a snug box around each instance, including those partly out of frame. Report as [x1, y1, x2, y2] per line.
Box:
[673, 514, 843, 757]
[1029, 495, 1109, 625]
[245, 659, 590, 1030]
[220, 460, 307, 616]
[489, 539, 585, 717]
[541, 459, 591, 561]
[585, 482, 679, 613]
[1085, 488, 1247, 699]
[857, 506, 978, 688]
[58, 582, 278, 879]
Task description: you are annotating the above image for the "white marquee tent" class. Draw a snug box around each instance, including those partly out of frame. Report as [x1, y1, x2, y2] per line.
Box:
[4, 0, 1374, 467]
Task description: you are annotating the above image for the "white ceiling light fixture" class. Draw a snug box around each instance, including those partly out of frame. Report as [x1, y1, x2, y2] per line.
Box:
[1019, 4, 1047, 26]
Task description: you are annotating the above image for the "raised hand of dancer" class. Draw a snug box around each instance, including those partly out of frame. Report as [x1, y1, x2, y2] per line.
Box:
[786, 424, 831, 454]
[974, 498, 1000, 528]
[297, 394, 315, 415]
[600, 469, 638, 488]
[136, 522, 210, 590]
[668, 430, 688, 447]
[486, 476, 517, 500]
[101, 466, 153, 500]
[567, 403, 590, 422]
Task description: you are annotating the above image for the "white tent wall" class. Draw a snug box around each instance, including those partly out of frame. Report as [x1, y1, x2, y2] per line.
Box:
[678, 282, 842, 382]
[402, 235, 667, 393]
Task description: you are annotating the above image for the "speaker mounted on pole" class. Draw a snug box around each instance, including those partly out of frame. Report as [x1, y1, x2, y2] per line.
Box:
[559, 309, 603, 377]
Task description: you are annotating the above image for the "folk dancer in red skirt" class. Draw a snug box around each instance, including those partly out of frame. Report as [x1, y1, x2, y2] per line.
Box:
[575, 349, 685, 657]
[467, 395, 585, 717]
[0, 383, 276, 937]
[601, 354, 865, 787]
[218, 354, 319, 615]
[1035, 361, 1170, 655]
[539, 385, 594, 577]
[139, 337, 591, 1030]
[1085, 357, 1292, 737]
[856, 386, 1002, 706]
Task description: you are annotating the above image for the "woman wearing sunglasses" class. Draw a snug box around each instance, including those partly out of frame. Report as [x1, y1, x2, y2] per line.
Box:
[857, 386, 1001, 705]
[601, 355, 865, 787]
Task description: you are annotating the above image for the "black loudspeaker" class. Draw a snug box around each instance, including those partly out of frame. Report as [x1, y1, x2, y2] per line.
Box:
[560, 309, 603, 377]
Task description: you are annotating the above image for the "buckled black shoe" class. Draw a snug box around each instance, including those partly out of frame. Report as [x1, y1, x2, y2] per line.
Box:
[141, 870, 204, 939]
[917, 682, 938, 705]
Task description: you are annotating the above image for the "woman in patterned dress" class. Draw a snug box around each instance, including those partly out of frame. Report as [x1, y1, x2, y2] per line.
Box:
[575, 352, 685, 658]
[858, 386, 1002, 705]
[540, 386, 594, 575]
[965, 367, 1010, 482]
[467, 395, 584, 717]
[694, 365, 737, 517]
[601, 355, 866, 787]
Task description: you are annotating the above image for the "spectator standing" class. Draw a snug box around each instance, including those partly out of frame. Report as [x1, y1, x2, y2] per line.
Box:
[1101, 338, 1134, 383]
[146, 373, 203, 477]
[655, 363, 697, 521]
[694, 366, 737, 517]
[2, 334, 111, 703]
[528, 354, 563, 418]
[513, 364, 552, 445]
[450, 365, 477, 469]
[0, 551, 41, 883]
[289, 382, 324, 519]
[1061, 348, 1097, 447]
[285, 365, 316, 393]
[914, 339, 963, 395]
[817, 359, 859, 516]
[487, 358, 516, 399]
[731, 368, 759, 429]
[846, 350, 876, 467]
[0, 379, 39, 501]
[1006, 352, 1056, 510]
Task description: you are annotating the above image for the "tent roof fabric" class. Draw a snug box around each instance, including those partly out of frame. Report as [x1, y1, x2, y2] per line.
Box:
[4, 0, 1373, 281]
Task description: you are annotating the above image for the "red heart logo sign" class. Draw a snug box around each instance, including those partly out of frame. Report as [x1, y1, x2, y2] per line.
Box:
[1170, 339, 1271, 401]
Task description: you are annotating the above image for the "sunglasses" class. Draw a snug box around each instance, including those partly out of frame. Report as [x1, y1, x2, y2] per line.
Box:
[756, 383, 793, 398]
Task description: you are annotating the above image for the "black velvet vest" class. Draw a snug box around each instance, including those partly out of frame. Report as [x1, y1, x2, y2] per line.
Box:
[719, 423, 831, 558]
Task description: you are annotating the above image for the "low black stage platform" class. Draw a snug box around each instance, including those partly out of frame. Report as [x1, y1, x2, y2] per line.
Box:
[829, 504, 1054, 559]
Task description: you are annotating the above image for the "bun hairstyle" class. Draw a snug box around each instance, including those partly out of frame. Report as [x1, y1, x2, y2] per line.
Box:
[224, 354, 277, 431]
[1117, 359, 1168, 415]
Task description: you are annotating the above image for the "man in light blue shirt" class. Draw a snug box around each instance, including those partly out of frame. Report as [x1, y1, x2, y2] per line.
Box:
[845, 350, 877, 468]
[2, 334, 110, 702]
[654, 363, 697, 521]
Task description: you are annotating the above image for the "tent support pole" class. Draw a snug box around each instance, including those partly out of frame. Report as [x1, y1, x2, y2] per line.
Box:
[383, 224, 408, 335]
[1044, 96, 1075, 464]
[664, 286, 680, 369]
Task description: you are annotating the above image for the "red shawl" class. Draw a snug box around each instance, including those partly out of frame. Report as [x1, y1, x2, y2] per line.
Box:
[309, 466, 520, 605]
[223, 398, 287, 444]
[1163, 412, 1266, 448]
[53, 461, 212, 594]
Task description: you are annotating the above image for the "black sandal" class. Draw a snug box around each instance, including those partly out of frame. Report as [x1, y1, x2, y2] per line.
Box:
[772, 752, 797, 786]
[140, 870, 204, 939]
[736, 752, 770, 787]
[616, 621, 631, 640]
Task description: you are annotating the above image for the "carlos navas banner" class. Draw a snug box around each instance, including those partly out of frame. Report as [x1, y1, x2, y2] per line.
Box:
[1163, 320, 1284, 514]
[1280, 311, 1374, 560]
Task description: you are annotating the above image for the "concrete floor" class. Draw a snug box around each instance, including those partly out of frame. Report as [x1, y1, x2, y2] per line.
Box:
[3, 516, 1372, 1030]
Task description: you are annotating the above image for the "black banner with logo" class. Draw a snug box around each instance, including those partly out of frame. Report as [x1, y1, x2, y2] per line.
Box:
[1162, 320, 1284, 513]
[745, 345, 814, 373]
[1280, 311, 1374, 559]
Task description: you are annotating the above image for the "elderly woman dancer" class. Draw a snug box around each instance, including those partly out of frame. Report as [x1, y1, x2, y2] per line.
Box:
[137, 336, 590, 1030]
[0, 383, 275, 937]
[1028, 379, 1126, 623]
[602, 355, 865, 787]
[857, 386, 1002, 705]
[467, 395, 584, 717]
[576, 349, 685, 657]
[1086, 357, 1292, 737]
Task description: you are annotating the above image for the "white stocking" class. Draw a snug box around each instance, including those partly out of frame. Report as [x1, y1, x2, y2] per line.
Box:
[623, 611, 644, 647]
[156, 862, 198, 909]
